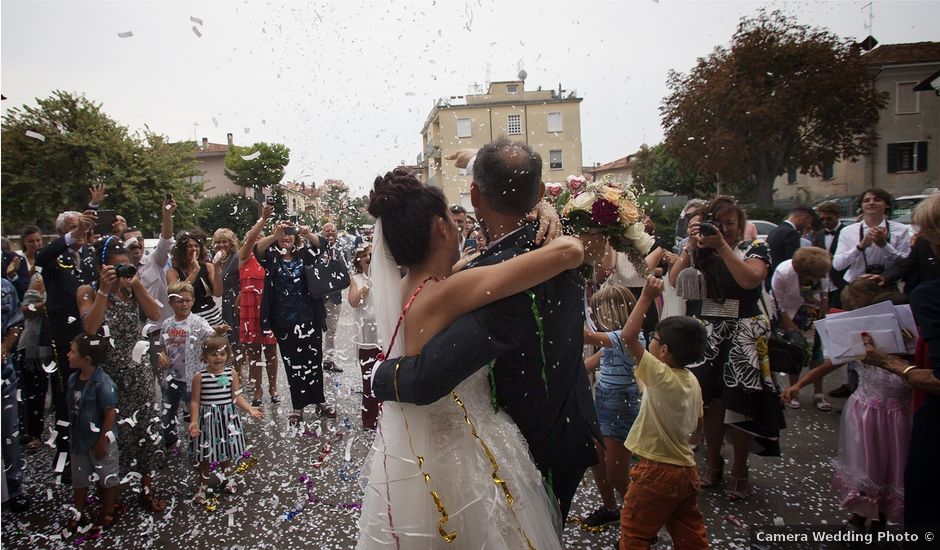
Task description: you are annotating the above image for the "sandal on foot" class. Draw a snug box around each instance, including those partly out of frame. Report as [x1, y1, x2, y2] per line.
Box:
[700, 458, 724, 488]
[288, 412, 303, 426]
[270, 393, 282, 404]
[60, 513, 89, 539]
[315, 403, 337, 419]
[251, 398, 262, 407]
[223, 480, 238, 495]
[724, 475, 750, 501]
[139, 492, 168, 513]
[193, 485, 208, 505]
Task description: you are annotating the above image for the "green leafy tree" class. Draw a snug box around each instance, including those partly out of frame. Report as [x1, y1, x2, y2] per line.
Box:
[631, 143, 703, 197]
[661, 10, 887, 207]
[196, 193, 260, 237]
[1, 91, 202, 234]
[319, 179, 356, 228]
[223, 142, 290, 198]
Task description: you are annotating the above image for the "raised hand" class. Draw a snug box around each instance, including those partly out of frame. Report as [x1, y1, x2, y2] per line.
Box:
[641, 275, 665, 299]
[89, 184, 108, 206]
[99, 265, 118, 293]
[443, 149, 477, 169]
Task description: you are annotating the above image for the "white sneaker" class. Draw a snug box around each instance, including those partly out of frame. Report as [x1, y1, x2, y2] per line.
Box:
[814, 394, 833, 412]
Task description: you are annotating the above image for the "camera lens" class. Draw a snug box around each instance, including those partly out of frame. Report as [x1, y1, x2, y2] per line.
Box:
[113, 263, 137, 278]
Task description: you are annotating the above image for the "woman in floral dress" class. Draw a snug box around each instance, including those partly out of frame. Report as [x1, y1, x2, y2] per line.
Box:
[78, 237, 166, 512]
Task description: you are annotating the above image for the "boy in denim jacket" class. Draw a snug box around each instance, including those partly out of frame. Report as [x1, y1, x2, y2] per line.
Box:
[64, 334, 120, 535]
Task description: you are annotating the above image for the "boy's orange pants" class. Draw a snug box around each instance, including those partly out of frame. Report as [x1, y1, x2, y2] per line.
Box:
[620, 458, 710, 550]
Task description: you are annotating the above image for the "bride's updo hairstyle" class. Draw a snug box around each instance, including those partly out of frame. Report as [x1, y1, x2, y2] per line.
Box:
[368, 168, 448, 267]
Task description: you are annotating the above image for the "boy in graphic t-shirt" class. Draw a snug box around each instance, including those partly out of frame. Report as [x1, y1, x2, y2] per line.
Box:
[620, 276, 710, 550]
[158, 281, 228, 447]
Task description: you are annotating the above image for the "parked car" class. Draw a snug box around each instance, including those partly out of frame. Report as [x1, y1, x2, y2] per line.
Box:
[891, 194, 934, 224]
[749, 220, 778, 241]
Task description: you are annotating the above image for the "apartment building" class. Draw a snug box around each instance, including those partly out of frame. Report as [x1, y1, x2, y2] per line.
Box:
[418, 79, 583, 209]
[775, 41, 940, 202]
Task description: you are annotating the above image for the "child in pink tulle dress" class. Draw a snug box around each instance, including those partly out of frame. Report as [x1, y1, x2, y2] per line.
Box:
[832, 359, 912, 530]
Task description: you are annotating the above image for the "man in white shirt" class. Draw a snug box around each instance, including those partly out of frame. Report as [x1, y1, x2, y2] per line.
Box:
[121, 196, 176, 322]
[832, 188, 911, 284]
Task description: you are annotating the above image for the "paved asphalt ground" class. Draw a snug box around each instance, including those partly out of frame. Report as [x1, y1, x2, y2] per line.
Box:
[2, 298, 853, 549]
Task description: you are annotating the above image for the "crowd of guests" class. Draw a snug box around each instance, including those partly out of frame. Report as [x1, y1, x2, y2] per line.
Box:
[2, 168, 940, 549]
[0, 191, 364, 535]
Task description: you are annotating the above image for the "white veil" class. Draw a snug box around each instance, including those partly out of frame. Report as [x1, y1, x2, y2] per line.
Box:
[369, 219, 404, 357]
[357, 218, 437, 547]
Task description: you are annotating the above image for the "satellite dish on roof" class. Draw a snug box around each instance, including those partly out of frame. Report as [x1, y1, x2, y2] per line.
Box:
[518, 69, 527, 81]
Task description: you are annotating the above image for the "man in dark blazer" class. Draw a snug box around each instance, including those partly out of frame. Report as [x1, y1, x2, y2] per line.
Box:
[812, 202, 848, 308]
[371, 139, 600, 522]
[766, 206, 817, 289]
[34, 210, 97, 480]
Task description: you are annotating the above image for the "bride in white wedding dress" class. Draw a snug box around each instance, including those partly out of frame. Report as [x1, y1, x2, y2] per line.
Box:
[356, 169, 584, 549]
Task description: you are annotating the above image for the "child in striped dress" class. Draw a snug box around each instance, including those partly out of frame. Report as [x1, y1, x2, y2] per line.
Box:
[189, 336, 262, 503]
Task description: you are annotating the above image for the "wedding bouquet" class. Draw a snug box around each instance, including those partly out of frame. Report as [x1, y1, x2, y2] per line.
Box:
[554, 174, 655, 268]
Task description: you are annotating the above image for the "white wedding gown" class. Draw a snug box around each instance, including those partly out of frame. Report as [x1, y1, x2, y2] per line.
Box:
[357, 369, 562, 549]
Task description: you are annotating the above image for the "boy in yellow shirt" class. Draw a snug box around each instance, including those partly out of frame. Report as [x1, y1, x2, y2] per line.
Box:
[620, 276, 709, 550]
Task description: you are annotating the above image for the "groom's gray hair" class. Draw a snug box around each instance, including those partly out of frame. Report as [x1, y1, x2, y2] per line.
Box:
[473, 138, 542, 216]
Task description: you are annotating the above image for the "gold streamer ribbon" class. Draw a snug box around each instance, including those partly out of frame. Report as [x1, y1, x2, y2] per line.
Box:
[394, 361, 456, 543]
[451, 391, 536, 550]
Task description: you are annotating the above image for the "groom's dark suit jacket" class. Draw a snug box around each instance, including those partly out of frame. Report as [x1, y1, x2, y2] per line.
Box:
[371, 224, 600, 520]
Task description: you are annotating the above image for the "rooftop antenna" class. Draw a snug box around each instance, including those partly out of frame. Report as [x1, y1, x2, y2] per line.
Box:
[862, 2, 873, 35]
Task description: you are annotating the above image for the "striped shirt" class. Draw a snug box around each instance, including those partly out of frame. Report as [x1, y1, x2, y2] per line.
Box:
[199, 366, 234, 405]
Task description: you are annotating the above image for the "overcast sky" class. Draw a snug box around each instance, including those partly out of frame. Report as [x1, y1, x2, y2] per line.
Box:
[3, 0, 938, 195]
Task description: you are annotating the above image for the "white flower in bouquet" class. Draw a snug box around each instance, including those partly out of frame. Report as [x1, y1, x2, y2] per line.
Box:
[625, 221, 655, 254]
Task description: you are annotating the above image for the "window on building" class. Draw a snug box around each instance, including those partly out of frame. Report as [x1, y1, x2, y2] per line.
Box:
[456, 118, 472, 138]
[787, 166, 798, 184]
[822, 162, 834, 180]
[887, 142, 928, 173]
[506, 84, 519, 94]
[507, 114, 522, 135]
[549, 150, 563, 170]
[547, 112, 563, 133]
[896, 82, 919, 114]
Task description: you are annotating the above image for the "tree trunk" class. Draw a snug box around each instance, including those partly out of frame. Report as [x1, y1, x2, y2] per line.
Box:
[755, 170, 775, 208]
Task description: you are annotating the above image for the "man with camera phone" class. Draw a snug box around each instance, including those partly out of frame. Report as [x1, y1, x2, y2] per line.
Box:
[832, 188, 911, 286]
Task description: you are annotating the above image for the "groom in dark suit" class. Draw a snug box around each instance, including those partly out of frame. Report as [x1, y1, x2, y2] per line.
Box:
[371, 139, 600, 521]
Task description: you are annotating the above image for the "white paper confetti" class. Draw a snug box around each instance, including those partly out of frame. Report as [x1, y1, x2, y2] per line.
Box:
[190, 16, 203, 25]
[42, 361, 57, 374]
[241, 151, 261, 161]
[117, 31, 134, 38]
[192, 25, 202, 38]
[211, 117, 219, 128]
[54, 452, 68, 473]
[25, 130, 46, 142]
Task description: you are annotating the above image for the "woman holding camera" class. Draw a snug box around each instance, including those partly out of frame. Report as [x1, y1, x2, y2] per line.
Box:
[77, 237, 167, 512]
[167, 231, 223, 326]
[669, 195, 784, 501]
[254, 221, 336, 424]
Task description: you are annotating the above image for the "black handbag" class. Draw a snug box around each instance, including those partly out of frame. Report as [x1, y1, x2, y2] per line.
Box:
[768, 326, 808, 375]
[304, 253, 350, 298]
[763, 291, 809, 375]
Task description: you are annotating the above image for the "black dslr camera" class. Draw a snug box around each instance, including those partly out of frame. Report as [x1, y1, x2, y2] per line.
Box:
[112, 263, 137, 278]
[698, 216, 724, 237]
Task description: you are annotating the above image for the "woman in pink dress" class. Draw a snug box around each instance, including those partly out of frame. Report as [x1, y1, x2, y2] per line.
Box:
[237, 204, 279, 407]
